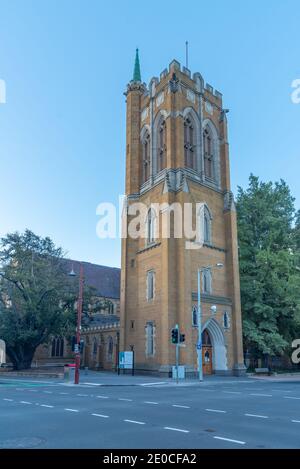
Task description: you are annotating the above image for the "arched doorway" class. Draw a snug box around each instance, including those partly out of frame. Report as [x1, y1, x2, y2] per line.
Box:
[202, 318, 228, 374]
[202, 330, 213, 374]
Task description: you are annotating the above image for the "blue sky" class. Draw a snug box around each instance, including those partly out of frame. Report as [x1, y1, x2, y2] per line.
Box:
[0, 0, 299, 267]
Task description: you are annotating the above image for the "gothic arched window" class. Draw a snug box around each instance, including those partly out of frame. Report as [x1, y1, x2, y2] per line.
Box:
[203, 126, 214, 179]
[184, 115, 195, 169]
[203, 206, 212, 244]
[51, 337, 64, 358]
[146, 208, 156, 245]
[93, 337, 98, 356]
[142, 131, 150, 183]
[223, 312, 230, 329]
[157, 119, 166, 173]
[107, 336, 113, 361]
[202, 269, 212, 294]
[192, 305, 198, 327]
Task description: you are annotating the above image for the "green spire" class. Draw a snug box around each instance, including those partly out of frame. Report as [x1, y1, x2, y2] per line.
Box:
[133, 48, 141, 82]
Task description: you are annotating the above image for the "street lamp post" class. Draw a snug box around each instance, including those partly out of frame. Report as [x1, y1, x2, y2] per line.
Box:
[69, 263, 84, 385]
[197, 263, 223, 381]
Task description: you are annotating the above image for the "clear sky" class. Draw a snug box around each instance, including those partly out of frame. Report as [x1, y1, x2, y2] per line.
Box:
[0, 0, 299, 268]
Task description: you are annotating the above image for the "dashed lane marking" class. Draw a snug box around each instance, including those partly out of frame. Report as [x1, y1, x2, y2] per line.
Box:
[118, 398, 133, 402]
[3, 398, 13, 402]
[164, 427, 189, 433]
[40, 405, 54, 408]
[214, 436, 245, 445]
[291, 420, 300, 423]
[250, 393, 272, 397]
[20, 401, 32, 405]
[284, 396, 300, 400]
[245, 413, 268, 419]
[205, 409, 226, 413]
[172, 404, 190, 409]
[92, 413, 109, 418]
[77, 394, 88, 397]
[144, 401, 159, 405]
[65, 408, 79, 412]
[96, 395, 109, 399]
[223, 391, 241, 395]
[124, 419, 145, 425]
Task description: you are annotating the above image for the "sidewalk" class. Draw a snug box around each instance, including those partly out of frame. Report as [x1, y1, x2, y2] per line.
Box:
[249, 372, 300, 383]
[1, 369, 253, 387]
[62, 370, 252, 387]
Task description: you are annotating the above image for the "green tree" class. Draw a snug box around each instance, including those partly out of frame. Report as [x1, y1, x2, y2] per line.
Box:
[236, 175, 300, 363]
[0, 230, 93, 370]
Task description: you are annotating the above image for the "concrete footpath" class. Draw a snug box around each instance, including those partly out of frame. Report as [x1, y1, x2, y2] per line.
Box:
[1, 369, 300, 387]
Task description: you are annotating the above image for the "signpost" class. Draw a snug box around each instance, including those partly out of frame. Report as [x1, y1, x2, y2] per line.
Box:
[119, 351, 134, 375]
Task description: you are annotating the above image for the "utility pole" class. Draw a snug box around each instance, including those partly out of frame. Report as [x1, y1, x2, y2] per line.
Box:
[74, 264, 84, 385]
[175, 324, 179, 384]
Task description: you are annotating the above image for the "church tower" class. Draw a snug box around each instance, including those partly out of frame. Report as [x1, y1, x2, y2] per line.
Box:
[120, 51, 245, 376]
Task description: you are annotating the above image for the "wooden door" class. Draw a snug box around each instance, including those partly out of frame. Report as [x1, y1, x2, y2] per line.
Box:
[202, 346, 213, 375]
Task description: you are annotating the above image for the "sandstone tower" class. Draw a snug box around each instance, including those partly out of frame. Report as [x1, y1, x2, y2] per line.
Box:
[120, 50, 245, 376]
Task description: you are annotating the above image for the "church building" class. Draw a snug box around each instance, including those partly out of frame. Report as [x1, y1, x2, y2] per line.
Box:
[120, 51, 245, 376]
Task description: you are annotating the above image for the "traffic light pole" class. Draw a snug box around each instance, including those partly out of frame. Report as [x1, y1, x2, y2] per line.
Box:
[175, 324, 179, 385]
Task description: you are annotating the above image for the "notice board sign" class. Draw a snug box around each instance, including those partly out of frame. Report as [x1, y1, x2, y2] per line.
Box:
[119, 351, 134, 369]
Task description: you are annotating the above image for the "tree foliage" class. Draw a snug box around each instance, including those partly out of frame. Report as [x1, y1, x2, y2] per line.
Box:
[237, 175, 300, 360]
[0, 230, 97, 370]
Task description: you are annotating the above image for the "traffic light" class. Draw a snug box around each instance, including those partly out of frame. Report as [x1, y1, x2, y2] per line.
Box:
[171, 328, 179, 344]
[71, 335, 76, 352]
[180, 334, 185, 343]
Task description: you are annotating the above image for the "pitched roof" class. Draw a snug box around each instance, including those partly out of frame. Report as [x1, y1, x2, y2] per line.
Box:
[63, 259, 120, 299]
[83, 313, 120, 328]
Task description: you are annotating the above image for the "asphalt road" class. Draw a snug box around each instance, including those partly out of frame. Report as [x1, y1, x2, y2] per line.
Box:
[0, 376, 300, 449]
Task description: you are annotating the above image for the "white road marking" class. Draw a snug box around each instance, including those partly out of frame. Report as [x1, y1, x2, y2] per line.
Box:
[172, 404, 190, 409]
[96, 395, 109, 399]
[77, 394, 88, 397]
[40, 404, 54, 408]
[118, 398, 133, 402]
[140, 382, 167, 386]
[83, 383, 102, 386]
[205, 408, 226, 413]
[223, 391, 241, 395]
[92, 413, 109, 418]
[291, 420, 300, 423]
[59, 392, 69, 395]
[250, 393, 272, 397]
[3, 398, 13, 402]
[245, 413, 268, 419]
[271, 389, 292, 393]
[124, 419, 145, 425]
[144, 401, 159, 405]
[214, 436, 245, 445]
[164, 427, 189, 433]
[65, 408, 79, 412]
[20, 401, 32, 405]
[284, 396, 300, 400]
